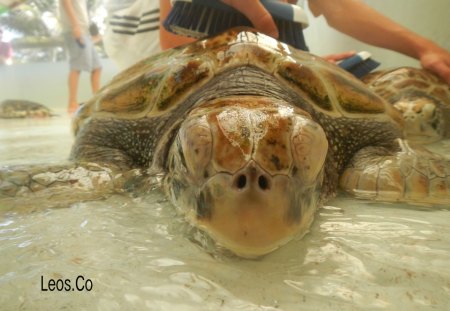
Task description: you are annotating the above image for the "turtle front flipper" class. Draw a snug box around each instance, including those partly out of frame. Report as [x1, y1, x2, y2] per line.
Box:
[0, 163, 151, 209]
[340, 139, 450, 205]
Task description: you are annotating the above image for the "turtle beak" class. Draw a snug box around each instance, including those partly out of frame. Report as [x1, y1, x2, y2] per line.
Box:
[197, 160, 318, 258]
[394, 100, 441, 143]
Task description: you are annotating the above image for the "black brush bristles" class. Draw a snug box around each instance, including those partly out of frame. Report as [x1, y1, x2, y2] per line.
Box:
[164, 1, 308, 51]
[338, 51, 381, 78]
[348, 59, 381, 79]
[276, 18, 308, 51]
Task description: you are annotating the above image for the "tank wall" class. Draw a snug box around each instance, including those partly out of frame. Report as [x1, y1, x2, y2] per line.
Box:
[0, 59, 118, 111]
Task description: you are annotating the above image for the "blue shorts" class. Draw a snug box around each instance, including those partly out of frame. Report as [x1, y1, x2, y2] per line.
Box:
[63, 33, 102, 72]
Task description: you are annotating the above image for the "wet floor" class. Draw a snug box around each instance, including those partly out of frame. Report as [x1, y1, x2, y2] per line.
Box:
[1, 116, 450, 311]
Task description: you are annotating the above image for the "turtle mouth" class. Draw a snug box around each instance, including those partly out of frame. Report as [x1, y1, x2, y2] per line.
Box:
[192, 161, 319, 258]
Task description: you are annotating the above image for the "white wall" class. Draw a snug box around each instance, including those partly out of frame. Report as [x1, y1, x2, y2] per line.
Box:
[303, 0, 450, 69]
[0, 58, 119, 112]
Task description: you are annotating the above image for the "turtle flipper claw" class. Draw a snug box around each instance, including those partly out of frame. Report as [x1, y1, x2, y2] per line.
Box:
[0, 163, 127, 209]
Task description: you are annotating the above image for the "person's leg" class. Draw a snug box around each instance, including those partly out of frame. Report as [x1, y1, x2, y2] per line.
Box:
[68, 70, 80, 113]
[91, 67, 101, 93]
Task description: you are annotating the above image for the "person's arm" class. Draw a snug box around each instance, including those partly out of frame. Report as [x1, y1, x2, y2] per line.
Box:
[61, 0, 82, 40]
[159, 0, 294, 50]
[308, 0, 450, 84]
[159, 0, 354, 63]
[221, 0, 279, 38]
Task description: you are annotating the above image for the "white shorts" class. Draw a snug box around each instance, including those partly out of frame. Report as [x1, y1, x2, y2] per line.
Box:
[63, 33, 102, 72]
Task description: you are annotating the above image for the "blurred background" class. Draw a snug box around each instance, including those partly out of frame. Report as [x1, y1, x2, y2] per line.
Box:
[0, 0, 115, 112]
[0, 0, 449, 112]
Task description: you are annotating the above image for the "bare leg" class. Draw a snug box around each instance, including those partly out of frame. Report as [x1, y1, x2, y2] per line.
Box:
[68, 70, 80, 113]
[91, 67, 101, 94]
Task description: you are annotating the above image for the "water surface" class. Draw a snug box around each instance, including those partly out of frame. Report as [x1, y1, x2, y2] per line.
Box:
[1, 117, 449, 311]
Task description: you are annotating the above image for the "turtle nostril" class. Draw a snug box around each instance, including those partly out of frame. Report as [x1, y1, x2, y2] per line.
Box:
[235, 174, 247, 189]
[258, 175, 270, 190]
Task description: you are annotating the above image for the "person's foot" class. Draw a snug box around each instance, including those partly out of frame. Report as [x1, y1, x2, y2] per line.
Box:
[68, 103, 79, 115]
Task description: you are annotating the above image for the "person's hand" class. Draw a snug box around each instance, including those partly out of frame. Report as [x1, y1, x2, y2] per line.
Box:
[220, 0, 298, 38]
[220, 0, 279, 38]
[72, 25, 85, 47]
[322, 51, 356, 64]
[419, 47, 450, 85]
[72, 25, 83, 40]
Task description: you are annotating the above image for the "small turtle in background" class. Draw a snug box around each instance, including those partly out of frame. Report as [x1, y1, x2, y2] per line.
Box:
[363, 67, 450, 143]
[0, 99, 55, 118]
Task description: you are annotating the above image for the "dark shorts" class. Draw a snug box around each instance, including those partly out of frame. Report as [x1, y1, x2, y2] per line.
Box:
[63, 33, 102, 72]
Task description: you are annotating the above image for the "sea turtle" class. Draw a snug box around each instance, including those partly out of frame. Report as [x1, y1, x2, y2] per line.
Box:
[0, 99, 54, 118]
[1, 28, 449, 258]
[363, 67, 450, 143]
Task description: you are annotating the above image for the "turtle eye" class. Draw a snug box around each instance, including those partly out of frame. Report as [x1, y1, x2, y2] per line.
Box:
[393, 102, 407, 113]
[421, 103, 437, 119]
[291, 117, 328, 184]
[180, 116, 213, 182]
[291, 166, 298, 176]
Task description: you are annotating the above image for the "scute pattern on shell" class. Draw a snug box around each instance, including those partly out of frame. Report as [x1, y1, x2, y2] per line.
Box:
[73, 27, 402, 137]
[364, 67, 450, 138]
[363, 67, 450, 104]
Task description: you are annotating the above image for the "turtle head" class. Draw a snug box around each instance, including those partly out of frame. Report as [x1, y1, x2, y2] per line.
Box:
[165, 96, 328, 258]
[393, 97, 443, 143]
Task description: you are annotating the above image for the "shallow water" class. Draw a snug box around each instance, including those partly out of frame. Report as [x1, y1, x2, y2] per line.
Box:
[0, 116, 73, 165]
[1, 117, 450, 311]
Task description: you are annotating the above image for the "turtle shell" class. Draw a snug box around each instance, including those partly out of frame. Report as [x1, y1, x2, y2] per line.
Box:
[73, 27, 402, 135]
[0, 100, 53, 118]
[70, 26, 408, 203]
[362, 67, 449, 102]
[363, 67, 450, 138]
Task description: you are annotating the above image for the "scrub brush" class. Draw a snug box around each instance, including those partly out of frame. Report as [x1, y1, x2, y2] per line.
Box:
[163, 0, 310, 50]
[338, 51, 380, 78]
